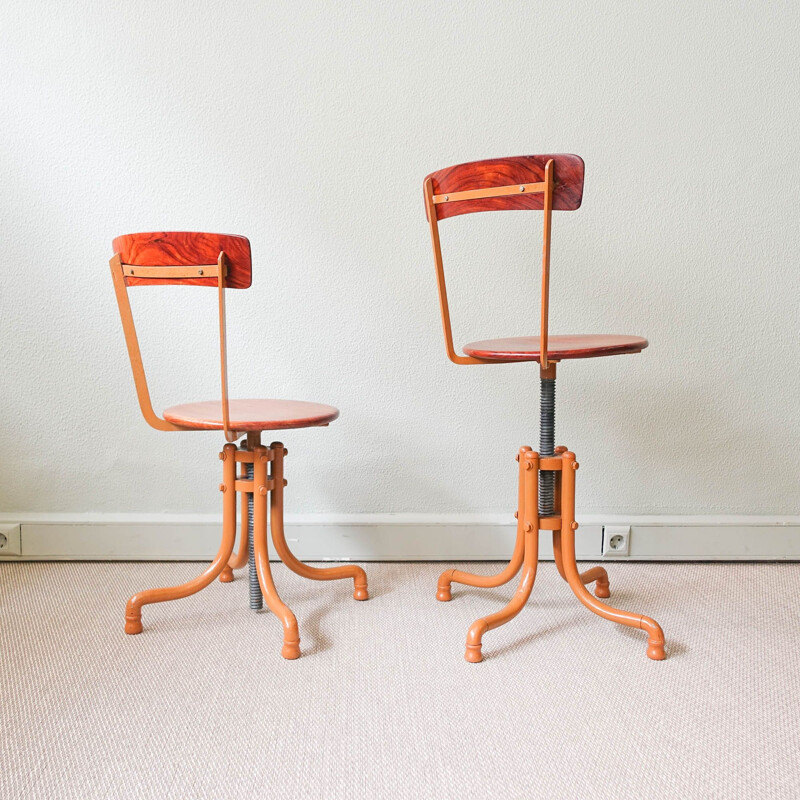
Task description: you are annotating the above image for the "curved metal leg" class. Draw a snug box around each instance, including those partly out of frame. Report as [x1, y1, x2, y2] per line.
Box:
[125, 443, 238, 634]
[553, 530, 610, 598]
[252, 445, 300, 659]
[550, 445, 609, 597]
[269, 442, 368, 601]
[559, 451, 665, 661]
[437, 447, 530, 602]
[219, 463, 250, 583]
[220, 434, 261, 584]
[465, 451, 540, 662]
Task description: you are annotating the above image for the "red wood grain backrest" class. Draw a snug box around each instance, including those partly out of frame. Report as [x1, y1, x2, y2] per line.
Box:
[425, 154, 584, 220]
[112, 232, 252, 288]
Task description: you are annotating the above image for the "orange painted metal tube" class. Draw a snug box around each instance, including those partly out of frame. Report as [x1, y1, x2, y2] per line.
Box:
[219, 467, 250, 583]
[124, 442, 238, 634]
[268, 442, 368, 601]
[557, 451, 665, 661]
[552, 530, 610, 598]
[220, 433, 260, 582]
[252, 444, 300, 660]
[464, 451, 540, 663]
[550, 444, 609, 594]
[437, 446, 531, 601]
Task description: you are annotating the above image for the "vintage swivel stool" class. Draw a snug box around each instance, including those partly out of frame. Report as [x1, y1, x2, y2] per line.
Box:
[109, 232, 368, 659]
[423, 155, 666, 662]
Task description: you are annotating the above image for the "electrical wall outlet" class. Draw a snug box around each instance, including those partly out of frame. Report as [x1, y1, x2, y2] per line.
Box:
[0, 524, 22, 556]
[602, 525, 630, 557]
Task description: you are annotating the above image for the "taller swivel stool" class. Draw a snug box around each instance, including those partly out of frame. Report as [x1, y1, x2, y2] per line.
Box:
[423, 156, 665, 662]
[109, 232, 368, 659]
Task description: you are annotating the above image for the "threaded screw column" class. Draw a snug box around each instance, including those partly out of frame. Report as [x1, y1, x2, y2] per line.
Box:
[539, 375, 556, 516]
[245, 459, 262, 610]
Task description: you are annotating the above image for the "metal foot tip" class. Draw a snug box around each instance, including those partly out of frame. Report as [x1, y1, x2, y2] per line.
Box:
[647, 643, 666, 661]
[436, 588, 452, 602]
[219, 567, 234, 583]
[281, 641, 301, 660]
[595, 583, 611, 599]
[464, 644, 483, 663]
[353, 587, 369, 601]
[124, 617, 143, 635]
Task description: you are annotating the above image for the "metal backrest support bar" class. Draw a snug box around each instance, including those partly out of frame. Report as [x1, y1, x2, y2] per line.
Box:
[423, 158, 555, 371]
[539, 159, 554, 371]
[109, 251, 236, 440]
[121, 264, 220, 280]
[432, 181, 547, 206]
[216, 253, 234, 441]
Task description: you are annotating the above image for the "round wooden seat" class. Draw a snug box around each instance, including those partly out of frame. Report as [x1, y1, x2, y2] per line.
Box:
[162, 399, 339, 431]
[463, 334, 648, 362]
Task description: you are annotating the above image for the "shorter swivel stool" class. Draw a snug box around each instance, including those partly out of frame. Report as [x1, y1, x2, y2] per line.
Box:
[109, 232, 368, 659]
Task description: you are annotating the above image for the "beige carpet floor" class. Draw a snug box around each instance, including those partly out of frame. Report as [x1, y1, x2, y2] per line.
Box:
[1, 561, 799, 799]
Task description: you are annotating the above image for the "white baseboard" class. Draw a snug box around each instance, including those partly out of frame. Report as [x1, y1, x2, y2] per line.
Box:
[1, 514, 800, 561]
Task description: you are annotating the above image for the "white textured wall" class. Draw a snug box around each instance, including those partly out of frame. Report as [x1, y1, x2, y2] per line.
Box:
[1, 1, 798, 517]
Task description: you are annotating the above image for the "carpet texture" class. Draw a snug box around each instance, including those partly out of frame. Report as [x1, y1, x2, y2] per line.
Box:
[1, 561, 799, 799]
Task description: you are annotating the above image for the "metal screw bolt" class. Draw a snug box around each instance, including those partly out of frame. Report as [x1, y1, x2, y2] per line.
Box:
[519, 185, 525, 192]
[198, 269, 204, 275]
[444, 195, 449, 201]
[259, 486, 268, 496]
[219, 483, 226, 492]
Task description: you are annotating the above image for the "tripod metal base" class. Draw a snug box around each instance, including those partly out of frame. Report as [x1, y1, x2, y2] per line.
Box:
[437, 445, 666, 662]
[124, 435, 369, 659]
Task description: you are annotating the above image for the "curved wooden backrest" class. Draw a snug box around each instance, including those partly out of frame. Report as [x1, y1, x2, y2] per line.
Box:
[424, 154, 584, 220]
[112, 231, 252, 288]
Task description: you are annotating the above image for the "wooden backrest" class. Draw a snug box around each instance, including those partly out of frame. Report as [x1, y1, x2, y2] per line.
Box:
[112, 231, 252, 288]
[423, 155, 585, 371]
[424, 154, 584, 220]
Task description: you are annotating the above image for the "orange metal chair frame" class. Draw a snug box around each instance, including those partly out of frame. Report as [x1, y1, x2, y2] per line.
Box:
[424, 156, 665, 662]
[109, 232, 368, 659]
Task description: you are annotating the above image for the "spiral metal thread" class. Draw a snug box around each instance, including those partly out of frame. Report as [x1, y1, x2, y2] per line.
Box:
[539, 377, 556, 516]
[245, 460, 262, 610]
